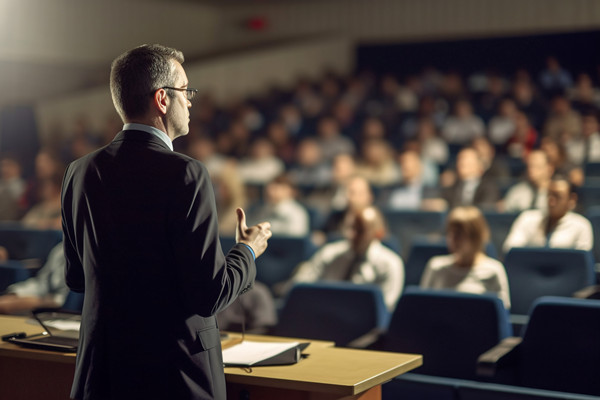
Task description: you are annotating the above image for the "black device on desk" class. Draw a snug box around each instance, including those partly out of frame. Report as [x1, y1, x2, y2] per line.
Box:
[7, 310, 80, 352]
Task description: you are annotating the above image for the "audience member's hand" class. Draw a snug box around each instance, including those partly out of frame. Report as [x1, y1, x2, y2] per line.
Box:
[235, 208, 271, 258]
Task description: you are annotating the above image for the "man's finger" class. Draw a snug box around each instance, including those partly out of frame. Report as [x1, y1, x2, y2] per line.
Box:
[236, 208, 248, 232]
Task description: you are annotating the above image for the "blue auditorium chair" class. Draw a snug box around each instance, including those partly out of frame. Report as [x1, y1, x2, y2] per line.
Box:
[0, 224, 63, 267]
[586, 206, 600, 268]
[375, 287, 511, 381]
[477, 296, 600, 396]
[271, 281, 389, 347]
[254, 235, 316, 291]
[458, 380, 600, 400]
[61, 291, 85, 313]
[578, 184, 600, 214]
[382, 210, 446, 259]
[503, 248, 596, 319]
[0, 260, 31, 292]
[482, 211, 520, 260]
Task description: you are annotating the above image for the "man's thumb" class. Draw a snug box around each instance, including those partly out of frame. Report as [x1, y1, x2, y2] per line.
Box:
[236, 208, 247, 231]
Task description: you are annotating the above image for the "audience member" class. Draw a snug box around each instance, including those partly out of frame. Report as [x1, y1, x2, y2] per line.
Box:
[288, 137, 332, 190]
[20, 148, 65, 214]
[21, 173, 63, 230]
[538, 56, 573, 95]
[543, 94, 582, 141]
[420, 206, 510, 309]
[213, 161, 248, 236]
[316, 116, 355, 162]
[569, 72, 600, 114]
[540, 136, 583, 186]
[285, 206, 404, 310]
[249, 174, 309, 237]
[488, 97, 518, 146]
[238, 136, 285, 185]
[0, 154, 26, 221]
[501, 150, 554, 212]
[318, 153, 358, 215]
[564, 111, 600, 165]
[503, 176, 593, 252]
[0, 242, 69, 314]
[216, 281, 277, 334]
[384, 149, 426, 210]
[186, 134, 226, 176]
[505, 111, 538, 158]
[471, 136, 511, 186]
[321, 175, 374, 240]
[414, 117, 449, 167]
[511, 75, 546, 131]
[441, 98, 485, 145]
[441, 147, 500, 210]
[266, 120, 296, 166]
[355, 138, 400, 187]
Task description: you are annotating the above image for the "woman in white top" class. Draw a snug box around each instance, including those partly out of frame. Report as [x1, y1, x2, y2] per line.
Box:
[420, 206, 511, 309]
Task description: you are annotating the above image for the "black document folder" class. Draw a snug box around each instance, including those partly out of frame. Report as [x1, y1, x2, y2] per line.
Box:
[8, 310, 80, 352]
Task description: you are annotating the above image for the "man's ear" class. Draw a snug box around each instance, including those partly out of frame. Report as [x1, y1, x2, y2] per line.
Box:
[569, 193, 578, 210]
[153, 89, 169, 115]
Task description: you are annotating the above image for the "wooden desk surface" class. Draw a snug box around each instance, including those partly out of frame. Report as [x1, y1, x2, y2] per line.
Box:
[0, 315, 423, 398]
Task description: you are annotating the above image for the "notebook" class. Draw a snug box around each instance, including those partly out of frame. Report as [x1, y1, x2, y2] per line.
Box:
[8, 310, 80, 352]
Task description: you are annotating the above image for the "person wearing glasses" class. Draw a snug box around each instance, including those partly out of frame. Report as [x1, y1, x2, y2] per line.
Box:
[61, 44, 272, 400]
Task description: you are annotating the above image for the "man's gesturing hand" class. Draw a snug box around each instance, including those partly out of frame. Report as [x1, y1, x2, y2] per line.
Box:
[235, 208, 272, 258]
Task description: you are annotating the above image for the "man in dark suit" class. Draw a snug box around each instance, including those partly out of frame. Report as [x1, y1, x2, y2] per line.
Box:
[61, 44, 271, 400]
[442, 146, 500, 210]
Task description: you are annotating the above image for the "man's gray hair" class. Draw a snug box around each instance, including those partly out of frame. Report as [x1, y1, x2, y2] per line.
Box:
[110, 44, 184, 121]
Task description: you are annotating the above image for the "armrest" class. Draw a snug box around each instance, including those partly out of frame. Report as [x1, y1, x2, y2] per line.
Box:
[346, 327, 386, 349]
[573, 285, 600, 299]
[476, 336, 522, 377]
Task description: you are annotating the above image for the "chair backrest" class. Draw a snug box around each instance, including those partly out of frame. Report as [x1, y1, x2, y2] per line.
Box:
[482, 211, 520, 260]
[254, 236, 316, 290]
[272, 281, 389, 347]
[503, 247, 595, 316]
[0, 224, 63, 266]
[383, 210, 446, 259]
[585, 207, 600, 264]
[578, 184, 600, 214]
[61, 290, 84, 313]
[404, 239, 449, 287]
[379, 286, 511, 380]
[518, 296, 600, 396]
[0, 260, 30, 292]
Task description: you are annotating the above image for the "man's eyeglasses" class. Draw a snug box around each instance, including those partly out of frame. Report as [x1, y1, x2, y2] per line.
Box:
[161, 86, 198, 101]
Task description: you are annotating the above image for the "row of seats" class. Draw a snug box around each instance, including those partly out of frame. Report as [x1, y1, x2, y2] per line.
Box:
[272, 282, 600, 398]
[384, 295, 600, 399]
[0, 224, 63, 291]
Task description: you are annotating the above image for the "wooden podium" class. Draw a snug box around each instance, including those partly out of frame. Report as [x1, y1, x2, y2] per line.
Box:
[0, 315, 422, 400]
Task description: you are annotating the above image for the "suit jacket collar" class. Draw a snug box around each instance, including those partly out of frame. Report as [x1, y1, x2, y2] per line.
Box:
[113, 130, 172, 151]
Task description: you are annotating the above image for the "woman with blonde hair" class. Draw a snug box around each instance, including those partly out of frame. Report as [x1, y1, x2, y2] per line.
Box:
[420, 206, 510, 308]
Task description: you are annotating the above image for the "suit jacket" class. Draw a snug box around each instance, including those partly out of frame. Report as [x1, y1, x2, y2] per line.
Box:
[61, 130, 256, 400]
[442, 176, 500, 210]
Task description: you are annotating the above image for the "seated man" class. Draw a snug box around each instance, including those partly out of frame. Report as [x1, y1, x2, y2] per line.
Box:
[441, 147, 500, 210]
[503, 176, 593, 253]
[284, 206, 404, 310]
[249, 173, 309, 238]
[501, 149, 554, 212]
[0, 242, 69, 314]
[216, 281, 277, 335]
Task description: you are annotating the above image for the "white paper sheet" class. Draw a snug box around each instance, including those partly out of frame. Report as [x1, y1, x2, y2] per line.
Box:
[222, 340, 299, 366]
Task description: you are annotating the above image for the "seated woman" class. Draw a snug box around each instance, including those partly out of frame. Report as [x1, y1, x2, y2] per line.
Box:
[420, 206, 511, 309]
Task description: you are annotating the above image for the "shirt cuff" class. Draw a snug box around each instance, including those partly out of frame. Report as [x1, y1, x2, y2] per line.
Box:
[239, 243, 256, 260]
